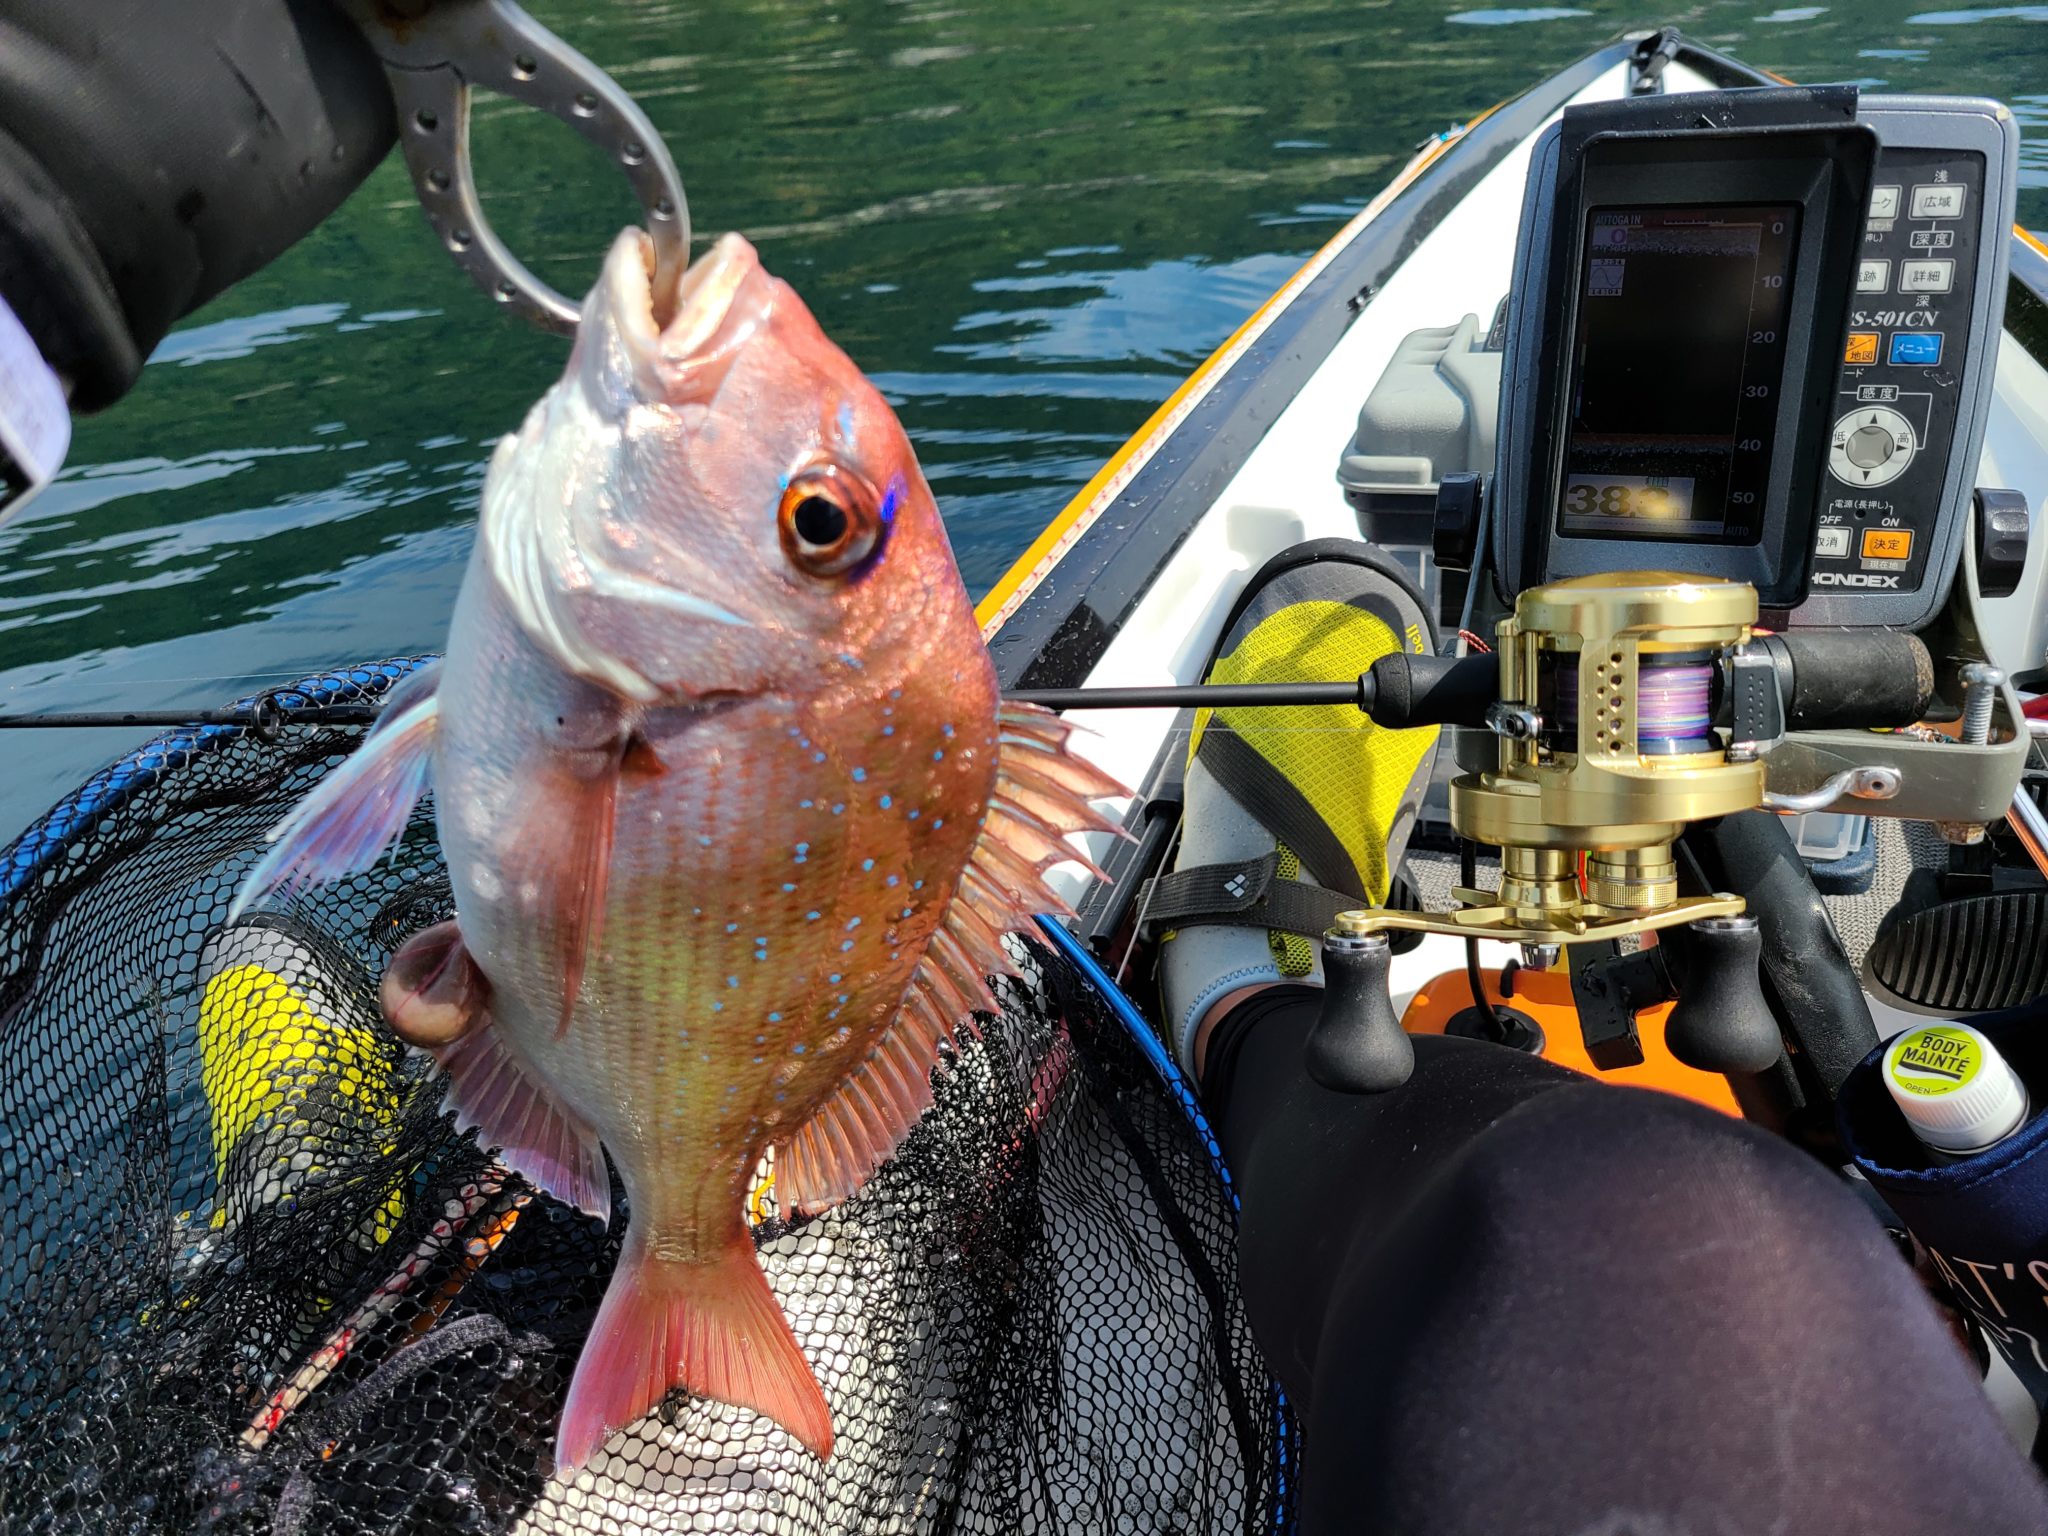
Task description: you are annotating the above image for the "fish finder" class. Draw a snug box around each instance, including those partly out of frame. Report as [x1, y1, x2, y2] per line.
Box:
[1492, 87, 2018, 628]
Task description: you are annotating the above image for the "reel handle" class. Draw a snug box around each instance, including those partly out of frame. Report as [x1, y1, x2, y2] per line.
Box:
[1306, 929, 1415, 1093]
[1666, 914, 1783, 1075]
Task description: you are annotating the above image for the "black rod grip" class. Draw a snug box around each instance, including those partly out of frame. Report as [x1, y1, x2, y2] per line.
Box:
[1362, 652, 1498, 729]
[1762, 631, 1933, 730]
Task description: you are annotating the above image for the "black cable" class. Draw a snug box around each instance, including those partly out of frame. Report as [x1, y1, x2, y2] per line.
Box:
[1460, 839, 1507, 1036]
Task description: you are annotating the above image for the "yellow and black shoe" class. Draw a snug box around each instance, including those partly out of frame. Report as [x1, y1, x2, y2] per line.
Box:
[1152, 540, 1440, 1075]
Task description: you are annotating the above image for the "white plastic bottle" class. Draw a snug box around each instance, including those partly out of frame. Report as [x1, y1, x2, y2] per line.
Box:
[1883, 1022, 2032, 1161]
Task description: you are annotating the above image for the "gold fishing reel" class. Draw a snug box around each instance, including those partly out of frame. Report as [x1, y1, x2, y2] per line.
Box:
[1336, 572, 1759, 949]
[1303, 573, 1790, 1096]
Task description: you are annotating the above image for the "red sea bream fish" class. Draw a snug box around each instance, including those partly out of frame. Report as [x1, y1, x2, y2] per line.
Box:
[233, 228, 1122, 1470]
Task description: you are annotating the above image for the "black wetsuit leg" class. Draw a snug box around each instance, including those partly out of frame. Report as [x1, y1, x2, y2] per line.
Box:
[1202, 985, 2048, 1534]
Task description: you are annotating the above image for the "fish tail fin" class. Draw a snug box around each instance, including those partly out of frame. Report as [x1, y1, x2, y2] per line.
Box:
[557, 1231, 833, 1471]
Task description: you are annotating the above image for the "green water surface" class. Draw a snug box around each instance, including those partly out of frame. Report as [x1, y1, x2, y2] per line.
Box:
[1, 0, 2043, 839]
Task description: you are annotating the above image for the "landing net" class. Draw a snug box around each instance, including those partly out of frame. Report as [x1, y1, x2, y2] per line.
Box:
[0, 660, 1292, 1534]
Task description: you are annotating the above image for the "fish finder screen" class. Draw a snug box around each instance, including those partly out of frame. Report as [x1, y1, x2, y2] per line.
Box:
[1557, 203, 1798, 544]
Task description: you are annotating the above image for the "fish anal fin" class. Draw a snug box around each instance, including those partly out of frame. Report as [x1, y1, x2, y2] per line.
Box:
[230, 668, 441, 920]
[431, 1017, 610, 1225]
[557, 1231, 833, 1470]
[777, 1027, 950, 1219]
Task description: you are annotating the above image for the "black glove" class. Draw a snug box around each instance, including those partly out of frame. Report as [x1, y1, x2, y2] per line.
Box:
[0, 0, 396, 413]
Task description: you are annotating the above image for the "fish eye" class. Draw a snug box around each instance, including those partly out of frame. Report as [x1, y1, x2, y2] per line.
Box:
[777, 463, 883, 577]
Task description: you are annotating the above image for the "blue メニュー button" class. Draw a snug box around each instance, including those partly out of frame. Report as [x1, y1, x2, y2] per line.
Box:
[1888, 332, 1943, 366]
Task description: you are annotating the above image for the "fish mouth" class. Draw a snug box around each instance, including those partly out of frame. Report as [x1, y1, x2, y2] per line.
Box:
[599, 228, 772, 405]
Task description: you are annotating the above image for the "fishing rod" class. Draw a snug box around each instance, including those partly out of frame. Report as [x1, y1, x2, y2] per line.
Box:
[0, 632, 1937, 734]
[0, 654, 1500, 733]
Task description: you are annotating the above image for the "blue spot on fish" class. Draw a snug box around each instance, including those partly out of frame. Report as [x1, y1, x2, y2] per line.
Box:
[879, 795, 892, 810]
[813, 751, 827, 764]
[886, 874, 900, 887]
[908, 809, 921, 821]
[933, 818, 944, 830]
[698, 834, 713, 847]
[880, 475, 905, 527]
[832, 803, 846, 815]
[713, 1000, 725, 1012]
[846, 916, 862, 930]
[933, 748, 945, 762]
[768, 1011, 782, 1023]
[861, 858, 875, 872]
[852, 767, 867, 783]
[828, 973, 842, 984]
[913, 879, 926, 891]
[882, 724, 895, 736]
[727, 975, 739, 989]
[726, 922, 740, 933]
[840, 939, 855, 952]
[793, 1042, 808, 1055]
[807, 910, 821, 921]
[783, 882, 797, 893]
[837, 401, 855, 441]
[943, 723, 955, 739]
[800, 799, 814, 809]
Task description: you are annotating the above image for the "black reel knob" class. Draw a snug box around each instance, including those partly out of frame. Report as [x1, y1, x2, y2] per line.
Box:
[1305, 928, 1415, 1093]
[1665, 914, 1783, 1076]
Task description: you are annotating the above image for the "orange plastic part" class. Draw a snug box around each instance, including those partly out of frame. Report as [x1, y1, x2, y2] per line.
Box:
[1402, 963, 1742, 1116]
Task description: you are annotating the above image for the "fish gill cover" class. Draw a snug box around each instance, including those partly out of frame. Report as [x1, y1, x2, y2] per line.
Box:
[0, 663, 1292, 1534]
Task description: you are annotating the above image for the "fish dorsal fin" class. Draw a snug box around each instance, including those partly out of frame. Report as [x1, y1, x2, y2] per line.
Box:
[777, 705, 1125, 1217]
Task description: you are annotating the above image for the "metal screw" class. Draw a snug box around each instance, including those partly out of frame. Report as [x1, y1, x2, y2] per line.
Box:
[1959, 663, 2005, 746]
[1520, 942, 1562, 971]
[1848, 765, 1902, 800]
[1486, 701, 1544, 740]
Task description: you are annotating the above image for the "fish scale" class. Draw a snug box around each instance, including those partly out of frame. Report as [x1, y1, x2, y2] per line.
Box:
[235, 226, 1126, 1474]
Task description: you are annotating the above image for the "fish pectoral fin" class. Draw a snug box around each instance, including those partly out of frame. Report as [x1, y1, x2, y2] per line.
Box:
[557, 1229, 833, 1471]
[430, 1015, 610, 1226]
[500, 745, 622, 1040]
[230, 664, 443, 920]
[777, 704, 1130, 1220]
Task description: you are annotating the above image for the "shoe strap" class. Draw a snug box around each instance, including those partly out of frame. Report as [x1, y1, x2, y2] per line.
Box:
[1137, 852, 1359, 941]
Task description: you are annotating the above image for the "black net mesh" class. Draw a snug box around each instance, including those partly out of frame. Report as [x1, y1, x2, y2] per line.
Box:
[0, 661, 1294, 1534]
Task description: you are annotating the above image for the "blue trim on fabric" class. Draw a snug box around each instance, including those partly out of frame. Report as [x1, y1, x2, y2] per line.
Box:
[0, 658, 433, 905]
[1034, 915, 1295, 1530]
